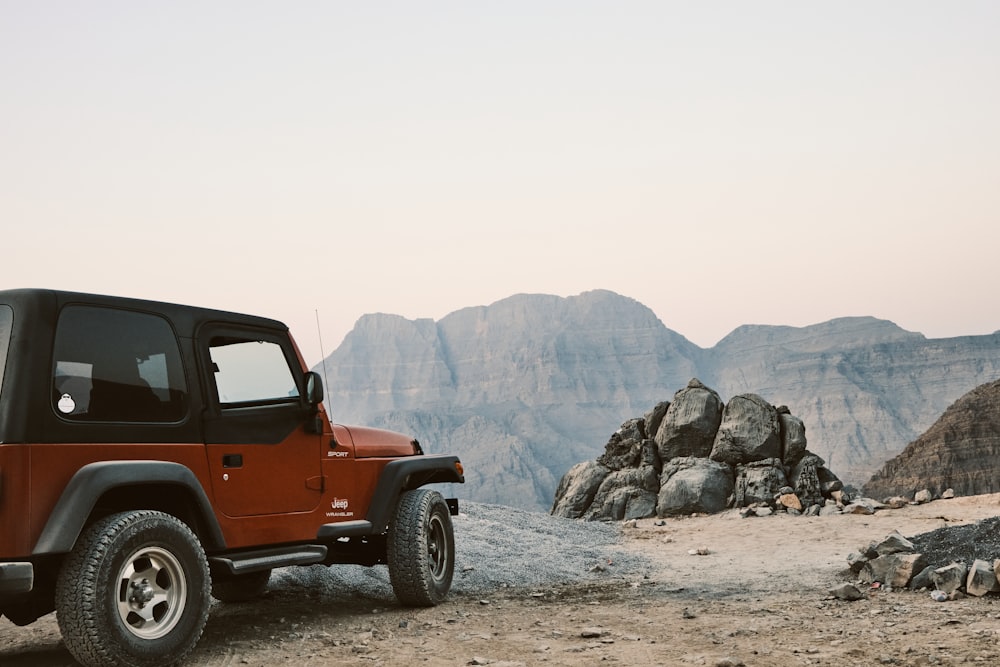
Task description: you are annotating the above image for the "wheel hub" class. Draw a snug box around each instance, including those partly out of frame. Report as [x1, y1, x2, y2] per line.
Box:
[129, 579, 155, 607]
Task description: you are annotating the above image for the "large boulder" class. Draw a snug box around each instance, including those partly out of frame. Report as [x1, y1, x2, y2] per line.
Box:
[790, 452, 826, 507]
[584, 465, 660, 521]
[654, 379, 723, 462]
[709, 394, 781, 466]
[551, 460, 611, 518]
[657, 457, 734, 516]
[734, 458, 787, 507]
[779, 409, 808, 466]
[643, 401, 670, 450]
[596, 418, 648, 471]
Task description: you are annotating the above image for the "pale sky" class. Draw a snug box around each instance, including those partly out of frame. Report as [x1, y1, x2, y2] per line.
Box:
[3, 1, 998, 366]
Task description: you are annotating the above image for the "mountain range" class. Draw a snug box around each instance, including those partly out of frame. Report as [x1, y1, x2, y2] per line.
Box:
[315, 290, 1000, 511]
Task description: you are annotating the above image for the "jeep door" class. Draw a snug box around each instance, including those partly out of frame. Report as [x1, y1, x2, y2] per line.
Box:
[200, 326, 323, 517]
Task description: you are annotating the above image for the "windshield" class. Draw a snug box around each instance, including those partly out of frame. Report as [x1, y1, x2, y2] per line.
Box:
[0, 305, 11, 402]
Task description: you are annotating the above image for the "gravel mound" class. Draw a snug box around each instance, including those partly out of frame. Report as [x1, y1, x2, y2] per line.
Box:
[272, 502, 649, 602]
[910, 516, 1000, 568]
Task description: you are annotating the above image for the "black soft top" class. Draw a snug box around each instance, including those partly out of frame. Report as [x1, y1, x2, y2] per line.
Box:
[0, 288, 292, 444]
[0, 288, 288, 337]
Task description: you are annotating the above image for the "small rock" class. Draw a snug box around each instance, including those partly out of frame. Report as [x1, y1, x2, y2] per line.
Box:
[914, 489, 933, 504]
[931, 562, 968, 594]
[779, 493, 803, 511]
[930, 590, 948, 602]
[941, 488, 955, 499]
[875, 530, 915, 556]
[829, 583, 865, 601]
[884, 496, 910, 509]
[580, 627, 607, 638]
[682, 608, 696, 619]
[688, 547, 710, 556]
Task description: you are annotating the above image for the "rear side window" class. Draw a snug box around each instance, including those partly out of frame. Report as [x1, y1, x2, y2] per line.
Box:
[209, 338, 298, 406]
[0, 305, 12, 399]
[52, 306, 187, 422]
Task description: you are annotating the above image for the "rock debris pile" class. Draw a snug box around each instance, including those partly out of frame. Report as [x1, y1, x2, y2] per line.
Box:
[552, 379, 851, 521]
[836, 515, 1000, 601]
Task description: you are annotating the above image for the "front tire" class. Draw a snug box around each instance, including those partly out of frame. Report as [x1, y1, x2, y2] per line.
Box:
[387, 489, 455, 606]
[55, 511, 211, 667]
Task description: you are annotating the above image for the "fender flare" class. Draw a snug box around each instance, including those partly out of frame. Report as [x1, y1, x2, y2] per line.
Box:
[32, 460, 226, 555]
[364, 454, 464, 534]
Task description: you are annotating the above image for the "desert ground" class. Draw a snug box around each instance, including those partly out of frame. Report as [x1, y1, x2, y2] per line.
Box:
[5, 494, 1000, 666]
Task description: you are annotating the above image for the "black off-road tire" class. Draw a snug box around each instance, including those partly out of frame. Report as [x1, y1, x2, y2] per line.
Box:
[210, 568, 271, 603]
[55, 511, 211, 667]
[387, 489, 455, 607]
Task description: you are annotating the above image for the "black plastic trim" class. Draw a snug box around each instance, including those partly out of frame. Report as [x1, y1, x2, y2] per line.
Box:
[32, 460, 226, 554]
[316, 520, 373, 540]
[0, 562, 34, 595]
[209, 545, 328, 575]
[363, 455, 464, 534]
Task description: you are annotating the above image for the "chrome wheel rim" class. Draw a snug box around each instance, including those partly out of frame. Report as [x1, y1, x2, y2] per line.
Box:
[115, 546, 187, 640]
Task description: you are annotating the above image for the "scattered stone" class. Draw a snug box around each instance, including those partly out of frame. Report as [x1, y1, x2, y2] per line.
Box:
[779, 492, 803, 511]
[580, 628, 607, 638]
[843, 501, 875, 515]
[875, 530, 915, 556]
[847, 551, 870, 574]
[930, 590, 949, 602]
[910, 565, 936, 590]
[884, 496, 910, 509]
[931, 562, 968, 594]
[687, 547, 710, 556]
[914, 489, 933, 504]
[829, 583, 865, 601]
[967, 559, 1000, 596]
[941, 488, 956, 499]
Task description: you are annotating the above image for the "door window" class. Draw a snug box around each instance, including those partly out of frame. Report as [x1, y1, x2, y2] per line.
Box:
[209, 338, 299, 406]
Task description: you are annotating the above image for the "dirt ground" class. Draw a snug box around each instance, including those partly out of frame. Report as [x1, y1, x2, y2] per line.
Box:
[5, 495, 1000, 667]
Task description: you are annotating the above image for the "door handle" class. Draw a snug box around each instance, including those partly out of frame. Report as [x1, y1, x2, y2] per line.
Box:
[222, 454, 243, 468]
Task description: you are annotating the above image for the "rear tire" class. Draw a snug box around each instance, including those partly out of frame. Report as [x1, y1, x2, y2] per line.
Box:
[55, 511, 210, 667]
[387, 489, 455, 606]
[211, 569, 271, 603]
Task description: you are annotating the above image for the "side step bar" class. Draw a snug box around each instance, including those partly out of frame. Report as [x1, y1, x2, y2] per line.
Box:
[209, 544, 328, 575]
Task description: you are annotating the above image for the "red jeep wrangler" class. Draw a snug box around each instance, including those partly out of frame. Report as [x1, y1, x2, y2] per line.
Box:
[0, 289, 465, 666]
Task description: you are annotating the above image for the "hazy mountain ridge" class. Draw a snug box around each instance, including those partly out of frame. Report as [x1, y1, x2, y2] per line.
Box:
[317, 290, 1000, 510]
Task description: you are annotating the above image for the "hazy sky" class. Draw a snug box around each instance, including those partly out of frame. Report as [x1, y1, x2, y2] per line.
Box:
[3, 1, 998, 366]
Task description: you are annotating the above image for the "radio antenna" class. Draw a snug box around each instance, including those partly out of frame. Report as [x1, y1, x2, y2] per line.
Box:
[315, 309, 332, 410]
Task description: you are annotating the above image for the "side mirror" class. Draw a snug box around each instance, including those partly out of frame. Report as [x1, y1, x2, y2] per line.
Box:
[304, 371, 324, 407]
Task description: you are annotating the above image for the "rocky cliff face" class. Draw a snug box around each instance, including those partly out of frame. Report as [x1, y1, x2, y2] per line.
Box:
[317, 290, 1000, 511]
[862, 379, 1000, 500]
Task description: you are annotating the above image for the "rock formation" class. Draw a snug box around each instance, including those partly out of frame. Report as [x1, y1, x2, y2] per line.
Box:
[862, 379, 1000, 500]
[551, 379, 846, 520]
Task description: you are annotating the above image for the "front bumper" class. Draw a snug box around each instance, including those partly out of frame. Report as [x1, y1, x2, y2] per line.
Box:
[0, 562, 33, 596]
